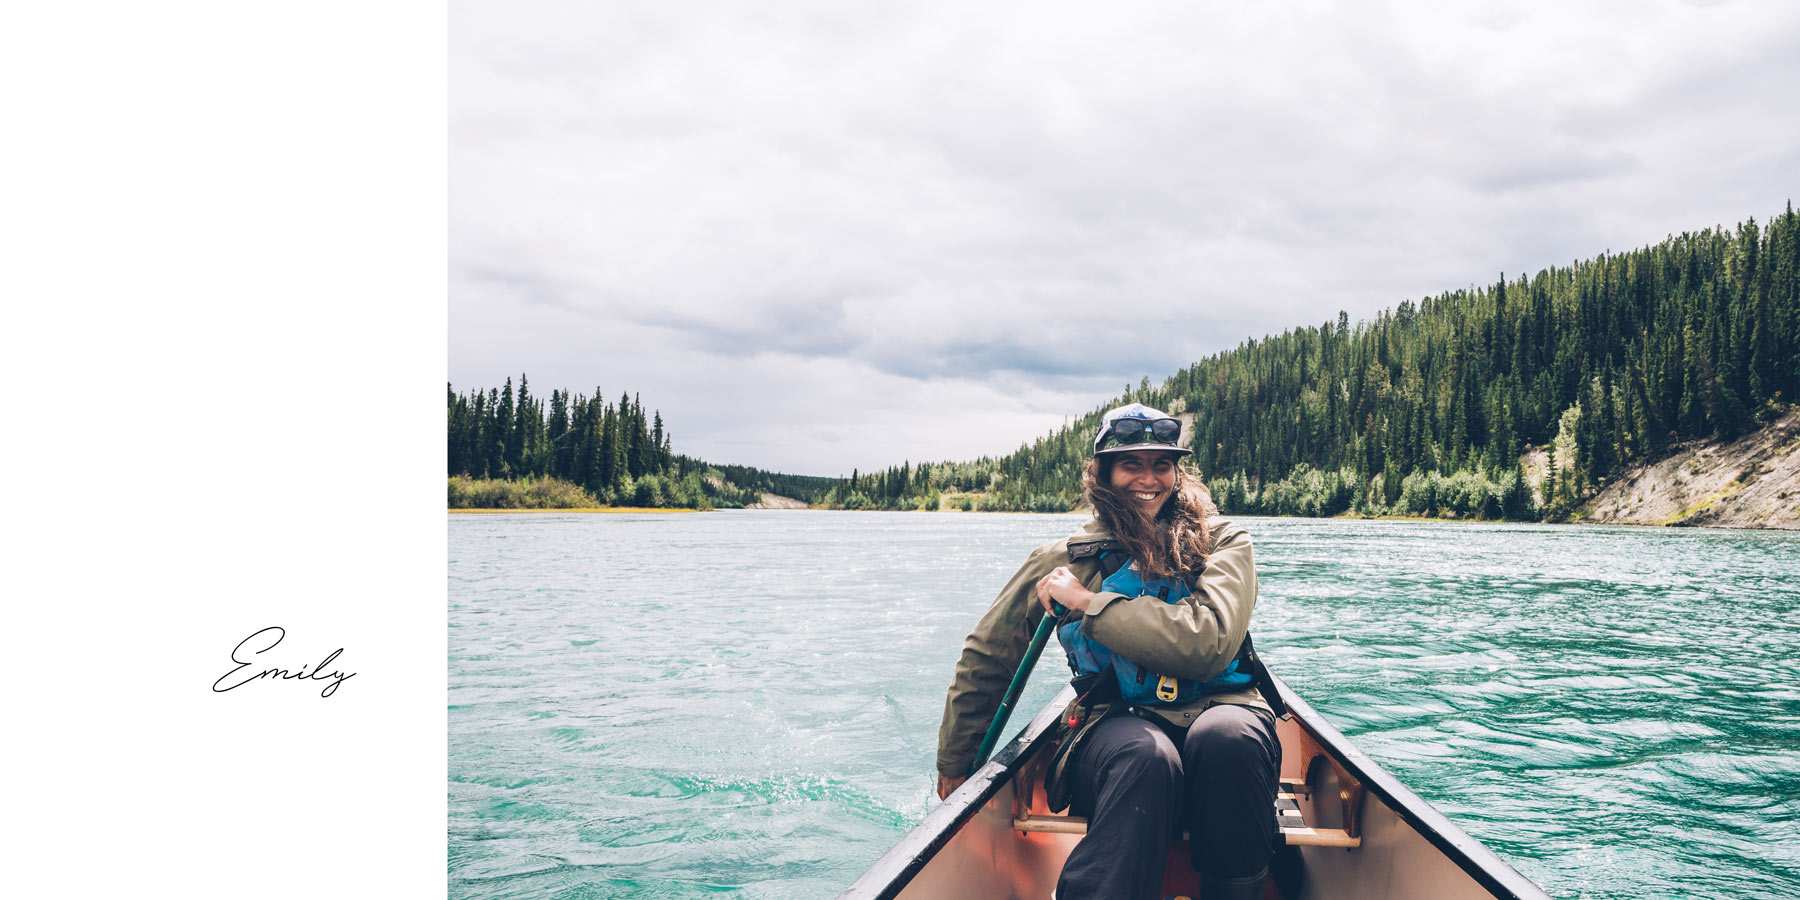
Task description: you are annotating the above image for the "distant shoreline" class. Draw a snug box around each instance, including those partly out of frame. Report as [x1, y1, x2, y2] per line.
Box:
[442, 505, 1794, 529]
[449, 507, 698, 514]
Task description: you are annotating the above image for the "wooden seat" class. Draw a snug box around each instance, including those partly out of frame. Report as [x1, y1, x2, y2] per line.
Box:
[1271, 778, 1361, 848]
[1012, 778, 1362, 849]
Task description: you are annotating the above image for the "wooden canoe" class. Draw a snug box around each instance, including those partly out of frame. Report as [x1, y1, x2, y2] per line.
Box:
[840, 673, 1550, 900]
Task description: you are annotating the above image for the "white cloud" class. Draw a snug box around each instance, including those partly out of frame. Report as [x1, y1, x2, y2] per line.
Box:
[451, 0, 1800, 473]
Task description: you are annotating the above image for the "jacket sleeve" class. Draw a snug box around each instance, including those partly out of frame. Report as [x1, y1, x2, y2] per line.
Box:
[935, 540, 1062, 778]
[1081, 522, 1256, 682]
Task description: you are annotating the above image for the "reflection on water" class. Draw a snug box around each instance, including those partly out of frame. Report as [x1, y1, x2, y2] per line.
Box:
[449, 512, 1800, 899]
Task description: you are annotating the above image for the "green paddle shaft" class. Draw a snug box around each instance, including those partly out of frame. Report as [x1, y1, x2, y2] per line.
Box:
[970, 602, 1065, 775]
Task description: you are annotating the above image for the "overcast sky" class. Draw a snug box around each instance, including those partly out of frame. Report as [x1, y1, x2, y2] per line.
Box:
[451, 0, 1800, 477]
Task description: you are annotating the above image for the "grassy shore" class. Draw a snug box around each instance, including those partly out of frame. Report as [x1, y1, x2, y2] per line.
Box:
[449, 506, 697, 514]
[449, 475, 711, 512]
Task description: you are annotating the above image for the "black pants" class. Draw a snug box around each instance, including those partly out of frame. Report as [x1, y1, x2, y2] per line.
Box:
[1057, 704, 1280, 900]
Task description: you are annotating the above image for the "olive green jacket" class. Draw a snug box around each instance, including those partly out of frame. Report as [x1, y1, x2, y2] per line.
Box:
[935, 516, 1266, 778]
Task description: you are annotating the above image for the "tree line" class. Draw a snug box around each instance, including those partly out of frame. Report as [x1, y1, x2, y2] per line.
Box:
[816, 204, 1800, 519]
[447, 376, 842, 509]
[448, 379, 832, 509]
[679, 459, 838, 505]
[448, 378, 699, 507]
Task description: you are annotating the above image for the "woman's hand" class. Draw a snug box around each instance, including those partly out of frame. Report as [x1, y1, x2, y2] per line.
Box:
[1036, 566, 1097, 615]
[937, 773, 967, 800]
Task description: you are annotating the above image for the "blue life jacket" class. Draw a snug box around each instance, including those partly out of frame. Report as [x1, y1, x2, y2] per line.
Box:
[1057, 549, 1254, 706]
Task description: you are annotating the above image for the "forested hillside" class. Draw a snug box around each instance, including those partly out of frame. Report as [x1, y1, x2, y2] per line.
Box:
[446, 379, 830, 509]
[818, 205, 1800, 520]
[683, 460, 837, 505]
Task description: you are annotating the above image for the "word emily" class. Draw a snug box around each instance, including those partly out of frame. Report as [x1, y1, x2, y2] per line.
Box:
[213, 626, 356, 698]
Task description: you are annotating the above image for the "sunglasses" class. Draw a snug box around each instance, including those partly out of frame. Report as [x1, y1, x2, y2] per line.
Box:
[1100, 417, 1182, 450]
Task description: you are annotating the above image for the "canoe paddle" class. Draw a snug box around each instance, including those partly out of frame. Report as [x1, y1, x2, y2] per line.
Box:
[970, 601, 1064, 774]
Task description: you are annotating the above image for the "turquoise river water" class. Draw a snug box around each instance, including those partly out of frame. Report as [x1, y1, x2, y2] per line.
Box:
[448, 512, 1800, 899]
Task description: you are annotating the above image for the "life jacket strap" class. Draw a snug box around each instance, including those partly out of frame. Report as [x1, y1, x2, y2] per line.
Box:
[1237, 633, 1287, 718]
[1067, 537, 1125, 567]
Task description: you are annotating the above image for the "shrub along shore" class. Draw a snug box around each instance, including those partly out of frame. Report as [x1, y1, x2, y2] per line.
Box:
[450, 506, 694, 514]
[448, 474, 711, 511]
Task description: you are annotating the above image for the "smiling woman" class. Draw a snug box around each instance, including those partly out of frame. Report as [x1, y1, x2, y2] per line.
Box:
[1080, 405, 1214, 586]
[934, 402, 1283, 900]
[1109, 451, 1177, 514]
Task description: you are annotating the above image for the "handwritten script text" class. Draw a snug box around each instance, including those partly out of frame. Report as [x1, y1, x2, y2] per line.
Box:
[213, 626, 356, 698]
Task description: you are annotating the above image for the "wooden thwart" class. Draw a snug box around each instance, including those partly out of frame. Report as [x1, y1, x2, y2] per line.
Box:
[1012, 778, 1362, 849]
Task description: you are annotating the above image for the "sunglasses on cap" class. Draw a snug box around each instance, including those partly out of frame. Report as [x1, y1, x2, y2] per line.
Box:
[1098, 417, 1182, 451]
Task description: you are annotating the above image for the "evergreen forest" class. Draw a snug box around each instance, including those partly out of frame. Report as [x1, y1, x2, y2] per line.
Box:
[446, 379, 834, 509]
[448, 206, 1797, 519]
[814, 205, 1800, 520]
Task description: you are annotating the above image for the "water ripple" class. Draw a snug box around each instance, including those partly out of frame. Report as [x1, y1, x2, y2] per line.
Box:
[451, 512, 1800, 899]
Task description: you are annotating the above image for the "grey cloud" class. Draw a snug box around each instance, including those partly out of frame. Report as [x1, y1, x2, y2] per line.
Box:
[457, 255, 1195, 388]
[1466, 148, 1643, 194]
[451, 0, 1800, 473]
[869, 336, 1175, 384]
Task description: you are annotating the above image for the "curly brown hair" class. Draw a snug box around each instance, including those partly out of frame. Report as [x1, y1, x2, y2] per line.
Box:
[1082, 454, 1218, 581]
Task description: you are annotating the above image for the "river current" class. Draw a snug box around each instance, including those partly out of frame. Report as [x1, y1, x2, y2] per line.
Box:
[448, 512, 1800, 899]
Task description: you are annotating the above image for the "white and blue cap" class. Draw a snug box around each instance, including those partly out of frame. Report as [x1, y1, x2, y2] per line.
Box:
[1092, 403, 1191, 457]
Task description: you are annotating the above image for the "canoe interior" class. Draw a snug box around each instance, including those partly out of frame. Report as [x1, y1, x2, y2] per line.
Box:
[840, 676, 1548, 900]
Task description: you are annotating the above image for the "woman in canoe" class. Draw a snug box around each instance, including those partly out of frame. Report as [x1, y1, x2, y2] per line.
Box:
[934, 403, 1278, 900]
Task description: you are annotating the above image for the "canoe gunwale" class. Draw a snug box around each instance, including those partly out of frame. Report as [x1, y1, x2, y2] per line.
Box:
[1270, 674, 1551, 900]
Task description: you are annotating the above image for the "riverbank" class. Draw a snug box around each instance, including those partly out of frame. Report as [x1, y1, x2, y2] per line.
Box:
[447, 408, 1799, 528]
[746, 492, 808, 509]
[449, 507, 697, 514]
[449, 474, 712, 512]
[1574, 408, 1800, 529]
